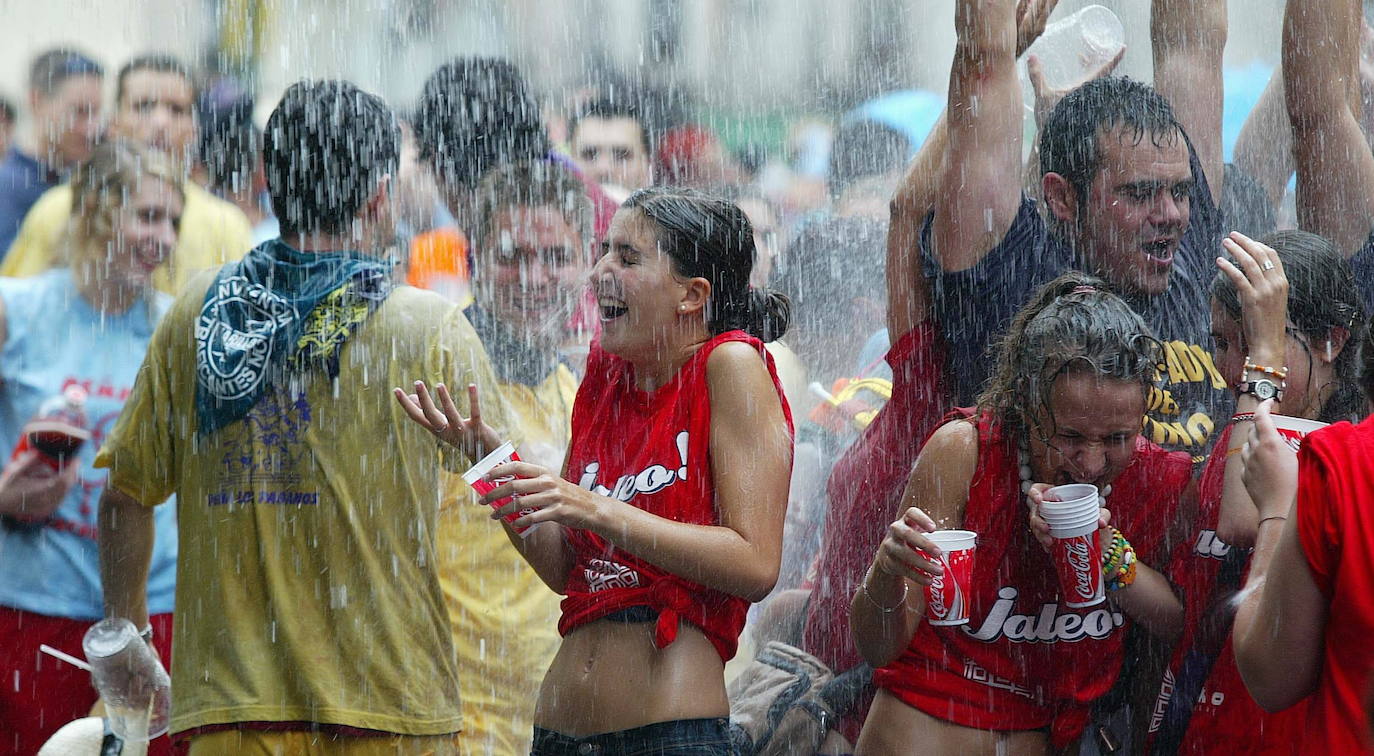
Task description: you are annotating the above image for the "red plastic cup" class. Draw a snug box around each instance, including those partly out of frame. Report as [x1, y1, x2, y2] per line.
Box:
[1269, 414, 1327, 452]
[461, 441, 535, 536]
[1052, 522, 1104, 608]
[920, 530, 977, 626]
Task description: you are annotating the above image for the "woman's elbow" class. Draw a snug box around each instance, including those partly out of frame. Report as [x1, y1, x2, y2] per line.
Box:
[1235, 647, 1318, 713]
[739, 564, 780, 604]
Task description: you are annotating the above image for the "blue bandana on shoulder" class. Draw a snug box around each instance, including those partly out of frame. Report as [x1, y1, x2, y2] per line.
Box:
[194, 238, 392, 435]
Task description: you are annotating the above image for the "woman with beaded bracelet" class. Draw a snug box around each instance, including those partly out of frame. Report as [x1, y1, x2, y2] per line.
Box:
[1143, 230, 1368, 755]
[851, 272, 1190, 755]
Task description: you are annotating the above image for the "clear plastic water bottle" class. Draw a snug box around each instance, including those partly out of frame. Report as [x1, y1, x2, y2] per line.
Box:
[1018, 5, 1126, 114]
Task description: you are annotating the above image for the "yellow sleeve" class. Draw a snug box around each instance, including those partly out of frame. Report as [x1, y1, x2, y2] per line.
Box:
[92, 288, 201, 506]
[156, 189, 253, 295]
[1, 185, 72, 277]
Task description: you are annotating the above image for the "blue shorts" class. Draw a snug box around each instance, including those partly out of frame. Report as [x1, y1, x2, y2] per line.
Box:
[530, 717, 737, 755]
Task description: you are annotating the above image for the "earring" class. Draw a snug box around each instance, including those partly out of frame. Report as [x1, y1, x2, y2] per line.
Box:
[678, 305, 685, 312]
[1326, 340, 1333, 361]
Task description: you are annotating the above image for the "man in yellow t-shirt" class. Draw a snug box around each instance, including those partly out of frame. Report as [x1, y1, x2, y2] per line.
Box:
[2, 54, 250, 294]
[424, 155, 596, 755]
[95, 81, 510, 755]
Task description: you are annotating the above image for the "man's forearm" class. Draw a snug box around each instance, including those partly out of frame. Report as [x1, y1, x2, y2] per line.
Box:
[98, 487, 155, 626]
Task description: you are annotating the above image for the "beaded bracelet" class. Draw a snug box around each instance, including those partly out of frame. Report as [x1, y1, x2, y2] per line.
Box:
[1244, 360, 1288, 381]
[1231, 412, 1256, 424]
[1101, 528, 1137, 592]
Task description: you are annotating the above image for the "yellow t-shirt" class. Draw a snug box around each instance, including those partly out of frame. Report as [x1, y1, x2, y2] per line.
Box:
[438, 363, 576, 756]
[95, 273, 511, 736]
[1, 182, 252, 295]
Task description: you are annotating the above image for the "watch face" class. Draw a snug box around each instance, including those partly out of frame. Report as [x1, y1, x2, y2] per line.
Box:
[1254, 380, 1277, 400]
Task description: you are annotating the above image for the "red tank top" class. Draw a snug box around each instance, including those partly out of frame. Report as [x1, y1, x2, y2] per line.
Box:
[558, 330, 793, 661]
[1146, 424, 1304, 754]
[873, 411, 1190, 747]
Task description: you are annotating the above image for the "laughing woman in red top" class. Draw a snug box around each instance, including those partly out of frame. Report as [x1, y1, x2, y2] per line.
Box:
[851, 274, 1191, 755]
[399, 188, 794, 755]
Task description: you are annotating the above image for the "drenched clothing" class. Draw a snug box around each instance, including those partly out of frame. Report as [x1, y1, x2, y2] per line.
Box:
[1146, 423, 1303, 754]
[873, 412, 1190, 748]
[1294, 415, 1374, 754]
[559, 331, 793, 662]
[96, 271, 507, 737]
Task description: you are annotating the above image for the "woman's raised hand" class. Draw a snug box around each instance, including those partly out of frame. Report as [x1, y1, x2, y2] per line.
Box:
[1217, 231, 1290, 364]
[394, 381, 502, 462]
[872, 506, 945, 587]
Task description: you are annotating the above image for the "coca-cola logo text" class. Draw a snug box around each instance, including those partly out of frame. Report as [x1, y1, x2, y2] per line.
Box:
[928, 572, 948, 618]
[1064, 537, 1095, 599]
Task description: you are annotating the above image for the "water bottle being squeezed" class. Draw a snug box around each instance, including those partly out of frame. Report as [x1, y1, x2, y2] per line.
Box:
[1018, 5, 1126, 114]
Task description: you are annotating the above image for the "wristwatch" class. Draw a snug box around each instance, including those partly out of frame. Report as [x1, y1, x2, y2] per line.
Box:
[1238, 377, 1285, 402]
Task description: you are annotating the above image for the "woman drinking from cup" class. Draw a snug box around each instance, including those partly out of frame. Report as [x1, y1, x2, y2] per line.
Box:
[396, 188, 793, 755]
[0, 140, 181, 753]
[851, 273, 1190, 755]
[1145, 230, 1368, 754]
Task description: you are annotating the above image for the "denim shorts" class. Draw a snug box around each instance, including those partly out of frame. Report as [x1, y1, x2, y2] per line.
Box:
[531, 717, 737, 756]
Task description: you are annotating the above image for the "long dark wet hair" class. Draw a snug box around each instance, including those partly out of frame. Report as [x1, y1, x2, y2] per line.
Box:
[977, 272, 1162, 440]
[622, 187, 792, 343]
[1211, 230, 1368, 424]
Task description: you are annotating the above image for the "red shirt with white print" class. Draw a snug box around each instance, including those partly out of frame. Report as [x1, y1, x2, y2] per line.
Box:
[873, 411, 1190, 748]
[558, 330, 793, 661]
[1145, 423, 1304, 754]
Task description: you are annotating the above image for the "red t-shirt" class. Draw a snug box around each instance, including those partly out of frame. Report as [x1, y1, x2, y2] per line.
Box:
[874, 412, 1190, 748]
[1146, 423, 1303, 754]
[558, 330, 793, 661]
[798, 324, 948, 742]
[1295, 415, 1374, 754]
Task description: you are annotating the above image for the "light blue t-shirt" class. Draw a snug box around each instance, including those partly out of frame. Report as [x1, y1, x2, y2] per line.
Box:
[0, 270, 177, 619]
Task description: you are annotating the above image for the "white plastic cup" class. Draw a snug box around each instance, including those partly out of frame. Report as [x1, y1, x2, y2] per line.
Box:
[1018, 5, 1126, 114]
[82, 619, 170, 741]
[920, 530, 978, 626]
[1269, 415, 1328, 452]
[461, 441, 537, 536]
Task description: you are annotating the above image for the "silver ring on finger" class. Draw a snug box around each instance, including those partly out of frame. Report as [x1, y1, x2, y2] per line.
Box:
[1261, 260, 1275, 271]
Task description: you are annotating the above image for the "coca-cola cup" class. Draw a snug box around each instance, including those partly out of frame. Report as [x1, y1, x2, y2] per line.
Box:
[1043, 483, 1105, 608]
[919, 529, 977, 626]
[461, 441, 536, 536]
[1268, 414, 1328, 452]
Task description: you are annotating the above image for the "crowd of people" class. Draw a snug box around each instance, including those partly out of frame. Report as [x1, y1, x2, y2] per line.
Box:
[2, 0, 1374, 753]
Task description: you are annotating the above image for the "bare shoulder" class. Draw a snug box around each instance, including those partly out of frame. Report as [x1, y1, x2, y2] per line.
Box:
[920, 417, 978, 460]
[705, 339, 771, 384]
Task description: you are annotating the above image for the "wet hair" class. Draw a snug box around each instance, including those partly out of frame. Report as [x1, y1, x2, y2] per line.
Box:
[622, 187, 792, 343]
[29, 48, 103, 97]
[67, 139, 184, 263]
[116, 54, 195, 107]
[1040, 77, 1183, 207]
[830, 119, 909, 198]
[263, 80, 400, 236]
[569, 97, 652, 155]
[471, 159, 593, 257]
[413, 58, 550, 192]
[200, 99, 260, 192]
[1212, 230, 1369, 423]
[977, 272, 1162, 437]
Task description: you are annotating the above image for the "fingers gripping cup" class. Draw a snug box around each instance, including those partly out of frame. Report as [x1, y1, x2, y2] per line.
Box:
[462, 441, 536, 536]
[82, 618, 171, 742]
[1043, 484, 1105, 608]
[921, 530, 977, 626]
[1269, 415, 1328, 452]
